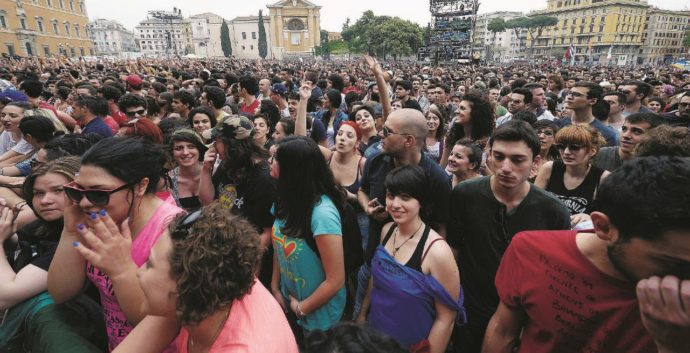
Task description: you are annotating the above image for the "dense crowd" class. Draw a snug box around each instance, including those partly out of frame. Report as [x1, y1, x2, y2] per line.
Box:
[0, 54, 689, 353]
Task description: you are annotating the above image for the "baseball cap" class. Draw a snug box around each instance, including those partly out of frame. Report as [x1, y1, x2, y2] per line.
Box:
[126, 75, 143, 88]
[202, 115, 253, 141]
[0, 89, 28, 104]
[271, 83, 288, 95]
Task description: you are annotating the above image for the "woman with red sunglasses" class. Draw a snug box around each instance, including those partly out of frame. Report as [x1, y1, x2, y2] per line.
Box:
[48, 137, 184, 352]
[534, 125, 610, 228]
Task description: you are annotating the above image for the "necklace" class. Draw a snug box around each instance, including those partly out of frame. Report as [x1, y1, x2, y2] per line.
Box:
[391, 221, 423, 257]
[189, 305, 231, 351]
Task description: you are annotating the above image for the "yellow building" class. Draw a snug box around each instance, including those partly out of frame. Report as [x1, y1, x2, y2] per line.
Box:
[267, 0, 321, 59]
[529, 0, 649, 65]
[0, 0, 93, 57]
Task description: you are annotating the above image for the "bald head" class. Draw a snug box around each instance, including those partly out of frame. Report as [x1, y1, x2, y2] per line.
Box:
[390, 108, 428, 148]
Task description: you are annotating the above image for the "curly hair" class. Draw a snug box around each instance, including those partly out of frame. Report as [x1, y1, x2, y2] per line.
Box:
[169, 202, 263, 326]
[445, 91, 495, 148]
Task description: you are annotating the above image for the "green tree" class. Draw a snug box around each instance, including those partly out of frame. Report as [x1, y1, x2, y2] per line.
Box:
[220, 20, 232, 57]
[524, 15, 558, 53]
[487, 18, 506, 61]
[505, 17, 530, 52]
[341, 10, 423, 59]
[258, 10, 268, 59]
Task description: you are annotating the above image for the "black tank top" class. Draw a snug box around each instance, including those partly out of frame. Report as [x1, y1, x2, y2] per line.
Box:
[545, 160, 605, 215]
[382, 223, 431, 272]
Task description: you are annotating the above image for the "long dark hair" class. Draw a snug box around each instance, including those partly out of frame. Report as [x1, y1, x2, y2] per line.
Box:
[446, 91, 495, 147]
[274, 136, 344, 238]
[218, 135, 270, 184]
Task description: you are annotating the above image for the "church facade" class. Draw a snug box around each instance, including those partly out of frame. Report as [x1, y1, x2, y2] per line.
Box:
[267, 0, 321, 59]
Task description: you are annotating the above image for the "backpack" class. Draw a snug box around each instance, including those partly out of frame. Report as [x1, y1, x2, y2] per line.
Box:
[304, 200, 364, 320]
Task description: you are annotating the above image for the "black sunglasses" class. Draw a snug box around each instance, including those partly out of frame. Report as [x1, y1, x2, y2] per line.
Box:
[124, 109, 146, 117]
[554, 143, 583, 152]
[381, 125, 411, 138]
[63, 181, 135, 206]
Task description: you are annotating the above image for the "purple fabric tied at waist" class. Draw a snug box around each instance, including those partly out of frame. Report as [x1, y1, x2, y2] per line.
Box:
[369, 245, 467, 347]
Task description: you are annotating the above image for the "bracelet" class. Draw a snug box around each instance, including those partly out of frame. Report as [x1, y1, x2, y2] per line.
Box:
[296, 301, 306, 318]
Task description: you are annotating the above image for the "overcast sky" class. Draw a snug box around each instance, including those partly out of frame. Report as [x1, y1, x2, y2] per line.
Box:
[85, 0, 686, 32]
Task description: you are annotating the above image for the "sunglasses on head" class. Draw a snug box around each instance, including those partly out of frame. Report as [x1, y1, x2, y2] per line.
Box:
[172, 209, 202, 238]
[554, 143, 583, 152]
[124, 109, 146, 117]
[63, 181, 136, 206]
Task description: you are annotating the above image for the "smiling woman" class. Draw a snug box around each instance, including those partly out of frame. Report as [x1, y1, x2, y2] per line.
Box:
[48, 138, 184, 352]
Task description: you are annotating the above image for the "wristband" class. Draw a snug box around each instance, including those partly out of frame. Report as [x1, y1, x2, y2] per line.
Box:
[296, 301, 306, 318]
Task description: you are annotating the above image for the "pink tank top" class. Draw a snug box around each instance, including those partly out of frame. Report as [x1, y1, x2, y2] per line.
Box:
[86, 201, 183, 352]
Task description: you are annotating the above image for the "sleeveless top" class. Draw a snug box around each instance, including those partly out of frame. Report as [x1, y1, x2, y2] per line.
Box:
[369, 224, 467, 347]
[86, 201, 183, 352]
[329, 156, 363, 196]
[381, 223, 430, 272]
[545, 160, 605, 215]
[170, 167, 202, 212]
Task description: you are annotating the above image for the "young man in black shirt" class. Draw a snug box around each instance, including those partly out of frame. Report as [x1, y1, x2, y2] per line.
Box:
[449, 120, 571, 353]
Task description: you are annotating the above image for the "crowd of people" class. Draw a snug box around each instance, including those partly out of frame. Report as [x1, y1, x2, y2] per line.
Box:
[0, 53, 689, 353]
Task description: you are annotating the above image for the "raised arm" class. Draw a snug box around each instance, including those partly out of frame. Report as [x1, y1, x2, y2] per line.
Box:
[363, 55, 391, 122]
[295, 84, 311, 137]
[48, 204, 87, 303]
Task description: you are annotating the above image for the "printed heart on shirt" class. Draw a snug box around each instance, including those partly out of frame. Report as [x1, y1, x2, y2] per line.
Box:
[283, 240, 297, 258]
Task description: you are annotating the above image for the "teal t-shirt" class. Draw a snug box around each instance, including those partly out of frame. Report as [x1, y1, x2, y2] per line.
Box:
[271, 195, 346, 331]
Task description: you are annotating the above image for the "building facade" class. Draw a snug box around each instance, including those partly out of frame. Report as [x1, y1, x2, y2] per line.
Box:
[227, 15, 272, 60]
[88, 18, 136, 56]
[135, 9, 193, 57]
[640, 8, 690, 65]
[189, 12, 225, 58]
[474, 11, 525, 62]
[0, 0, 93, 57]
[529, 0, 649, 66]
[267, 0, 321, 60]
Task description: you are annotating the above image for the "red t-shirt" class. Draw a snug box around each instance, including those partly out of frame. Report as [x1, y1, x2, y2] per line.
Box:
[103, 115, 120, 134]
[240, 98, 260, 116]
[495, 231, 655, 353]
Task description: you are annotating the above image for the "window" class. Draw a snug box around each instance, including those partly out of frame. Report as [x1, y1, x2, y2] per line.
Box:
[251, 45, 254, 50]
[242, 32, 246, 40]
[242, 45, 245, 50]
[74, 25, 79, 37]
[79, 47, 84, 56]
[70, 47, 75, 56]
[43, 45, 50, 55]
[252, 32, 256, 39]
[0, 15, 6, 29]
[65, 23, 70, 35]
[52, 22, 58, 33]
[6, 44, 15, 56]
[20, 17, 27, 29]
[37, 20, 44, 32]
[59, 0, 64, 9]
[79, 1, 84, 13]
[47, 0, 52, 6]
[69, 0, 74, 11]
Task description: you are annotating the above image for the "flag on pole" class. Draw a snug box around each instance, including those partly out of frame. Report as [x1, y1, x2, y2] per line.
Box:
[564, 44, 575, 62]
[607, 45, 613, 60]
